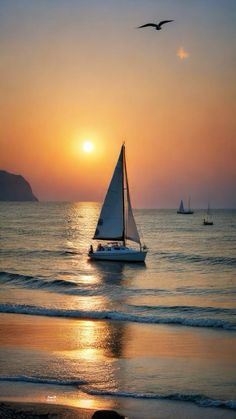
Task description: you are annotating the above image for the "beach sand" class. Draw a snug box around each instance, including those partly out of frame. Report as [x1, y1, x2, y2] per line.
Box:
[1, 313, 236, 418]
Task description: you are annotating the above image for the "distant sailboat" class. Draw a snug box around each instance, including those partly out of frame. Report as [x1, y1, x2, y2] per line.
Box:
[88, 144, 147, 262]
[177, 198, 194, 214]
[203, 203, 213, 225]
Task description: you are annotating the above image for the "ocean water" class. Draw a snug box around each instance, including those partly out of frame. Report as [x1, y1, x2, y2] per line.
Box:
[0, 202, 236, 418]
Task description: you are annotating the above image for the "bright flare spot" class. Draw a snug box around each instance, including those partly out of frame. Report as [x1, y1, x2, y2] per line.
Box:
[83, 141, 94, 153]
[177, 46, 189, 60]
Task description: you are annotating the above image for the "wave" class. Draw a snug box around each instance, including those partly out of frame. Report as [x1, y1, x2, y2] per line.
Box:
[83, 387, 236, 410]
[0, 271, 166, 297]
[0, 271, 103, 296]
[0, 271, 78, 289]
[0, 249, 80, 257]
[176, 286, 236, 296]
[0, 375, 86, 386]
[1, 375, 235, 410]
[0, 303, 235, 330]
[127, 304, 236, 316]
[2, 270, 235, 300]
[158, 252, 236, 267]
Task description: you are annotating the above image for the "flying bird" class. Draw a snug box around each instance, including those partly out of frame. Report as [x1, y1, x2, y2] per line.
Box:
[138, 20, 174, 31]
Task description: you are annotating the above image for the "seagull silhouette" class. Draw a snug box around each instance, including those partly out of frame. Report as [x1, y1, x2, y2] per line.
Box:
[138, 20, 174, 31]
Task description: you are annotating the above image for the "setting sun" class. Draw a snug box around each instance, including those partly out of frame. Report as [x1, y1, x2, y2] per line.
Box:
[82, 141, 94, 153]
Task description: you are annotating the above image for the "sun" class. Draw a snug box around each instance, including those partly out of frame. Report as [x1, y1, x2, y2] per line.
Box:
[82, 141, 94, 153]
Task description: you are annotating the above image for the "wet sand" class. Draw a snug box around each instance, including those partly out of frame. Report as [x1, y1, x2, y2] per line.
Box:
[0, 401, 91, 418]
[1, 399, 236, 419]
[1, 313, 236, 419]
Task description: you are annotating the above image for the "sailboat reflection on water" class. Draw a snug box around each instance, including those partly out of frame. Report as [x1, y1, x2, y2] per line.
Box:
[88, 144, 147, 262]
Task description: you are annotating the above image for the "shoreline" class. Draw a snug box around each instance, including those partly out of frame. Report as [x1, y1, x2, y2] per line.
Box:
[1, 398, 236, 419]
[1, 313, 236, 419]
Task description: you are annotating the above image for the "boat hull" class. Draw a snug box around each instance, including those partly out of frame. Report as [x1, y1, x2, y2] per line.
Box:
[89, 249, 147, 262]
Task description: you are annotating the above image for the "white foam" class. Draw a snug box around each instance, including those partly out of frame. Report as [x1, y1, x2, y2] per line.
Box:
[0, 303, 235, 330]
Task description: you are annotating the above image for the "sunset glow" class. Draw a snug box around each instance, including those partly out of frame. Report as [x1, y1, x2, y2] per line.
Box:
[0, 1, 235, 207]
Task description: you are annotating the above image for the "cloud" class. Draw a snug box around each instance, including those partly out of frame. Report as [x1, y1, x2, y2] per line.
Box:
[177, 46, 189, 60]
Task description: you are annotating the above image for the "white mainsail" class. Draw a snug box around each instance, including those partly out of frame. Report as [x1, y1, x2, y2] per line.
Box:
[93, 147, 124, 240]
[93, 144, 140, 244]
[179, 200, 184, 212]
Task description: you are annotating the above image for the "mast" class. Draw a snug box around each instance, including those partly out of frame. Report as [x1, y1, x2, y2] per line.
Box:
[207, 202, 210, 220]
[122, 143, 141, 248]
[122, 143, 126, 247]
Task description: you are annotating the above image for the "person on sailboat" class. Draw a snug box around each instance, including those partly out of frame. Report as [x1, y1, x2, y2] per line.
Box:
[89, 245, 94, 254]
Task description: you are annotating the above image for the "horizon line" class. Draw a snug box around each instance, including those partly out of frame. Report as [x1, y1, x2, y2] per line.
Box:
[0, 201, 235, 210]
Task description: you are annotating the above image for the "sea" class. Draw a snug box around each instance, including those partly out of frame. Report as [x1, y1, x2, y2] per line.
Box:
[0, 202, 236, 418]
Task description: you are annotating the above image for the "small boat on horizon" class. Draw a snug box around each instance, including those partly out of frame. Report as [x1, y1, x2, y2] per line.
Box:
[177, 198, 194, 214]
[88, 144, 147, 262]
[203, 203, 214, 225]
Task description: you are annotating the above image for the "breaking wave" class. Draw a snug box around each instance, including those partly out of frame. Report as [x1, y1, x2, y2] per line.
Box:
[1, 376, 235, 410]
[127, 303, 236, 316]
[0, 303, 235, 330]
[83, 387, 236, 410]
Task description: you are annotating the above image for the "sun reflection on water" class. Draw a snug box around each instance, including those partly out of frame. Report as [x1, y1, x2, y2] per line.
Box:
[79, 274, 101, 285]
[66, 394, 117, 411]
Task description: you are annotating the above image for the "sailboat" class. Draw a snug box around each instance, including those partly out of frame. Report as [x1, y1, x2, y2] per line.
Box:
[88, 144, 147, 262]
[177, 198, 194, 214]
[203, 203, 213, 225]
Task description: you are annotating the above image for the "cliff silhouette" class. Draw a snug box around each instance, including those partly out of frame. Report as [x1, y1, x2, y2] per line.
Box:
[0, 170, 38, 201]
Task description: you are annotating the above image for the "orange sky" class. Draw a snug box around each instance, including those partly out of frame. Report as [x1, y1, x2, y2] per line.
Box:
[0, 0, 235, 207]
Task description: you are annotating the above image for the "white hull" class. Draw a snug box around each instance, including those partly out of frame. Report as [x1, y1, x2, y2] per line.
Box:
[89, 249, 147, 262]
